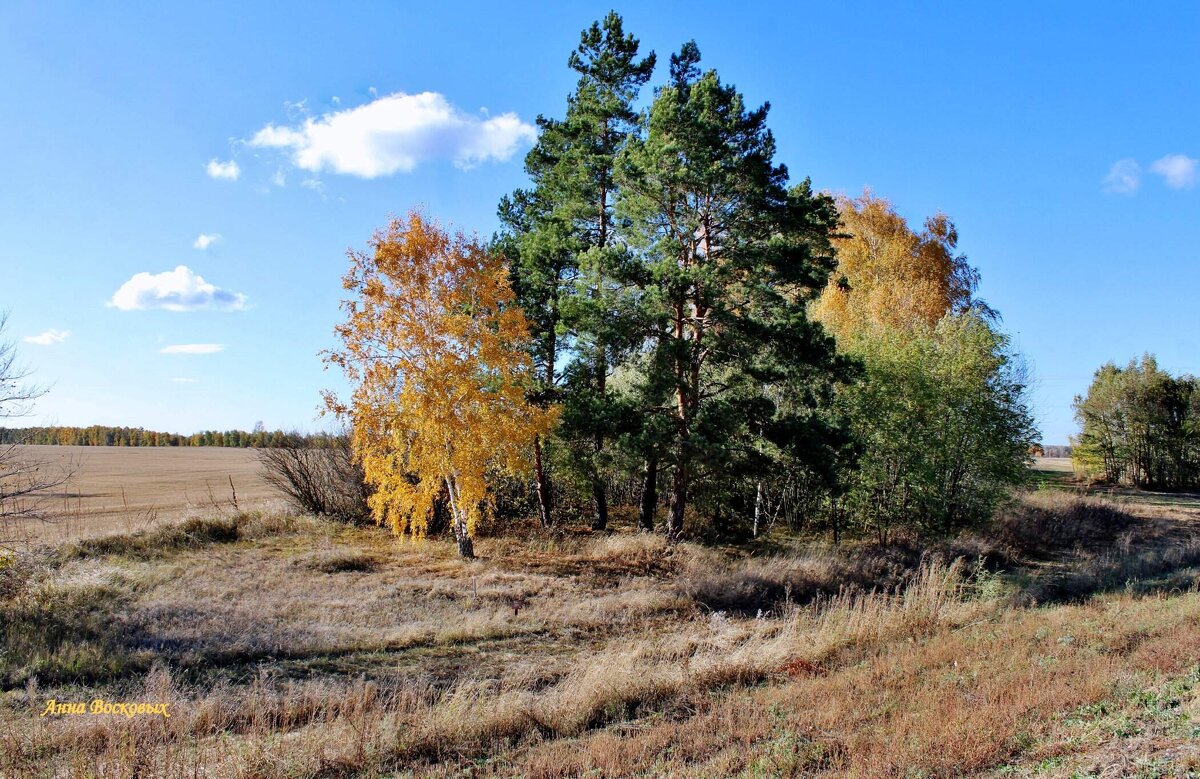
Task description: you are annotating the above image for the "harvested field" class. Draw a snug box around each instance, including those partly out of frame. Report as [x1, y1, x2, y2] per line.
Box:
[1035, 456, 1075, 473]
[3, 445, 278, 544]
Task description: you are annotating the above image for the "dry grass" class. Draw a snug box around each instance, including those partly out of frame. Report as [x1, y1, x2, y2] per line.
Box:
[983, 490, 1200, 605]
[298, 546, 378, 574]
[1, 555, 987, 776]
[514, 597, 1200, 778]
[675, 543, 922, 616]
[2, 487, 1199, 778]
[990, 490, 1139, 558]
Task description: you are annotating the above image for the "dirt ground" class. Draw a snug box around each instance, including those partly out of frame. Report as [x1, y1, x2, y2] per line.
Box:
[5, 445, 280, 544]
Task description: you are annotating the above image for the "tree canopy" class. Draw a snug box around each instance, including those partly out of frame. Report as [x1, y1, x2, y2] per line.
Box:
[814, 192, 987, 342]
[811, 195, 1034, 540]
[617, 42, 850, 540]
[498, 11, 656, 531]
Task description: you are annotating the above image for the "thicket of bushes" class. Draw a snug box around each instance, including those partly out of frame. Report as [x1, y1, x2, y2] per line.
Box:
[257, 434, 370, 522]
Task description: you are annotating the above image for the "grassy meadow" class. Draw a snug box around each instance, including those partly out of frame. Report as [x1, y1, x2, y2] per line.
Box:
[1, 456, 1199, 777]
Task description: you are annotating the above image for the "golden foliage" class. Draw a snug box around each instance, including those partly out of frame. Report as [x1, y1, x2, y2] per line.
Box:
[324, 212, 556, 547]
[813, 191, 980, 341]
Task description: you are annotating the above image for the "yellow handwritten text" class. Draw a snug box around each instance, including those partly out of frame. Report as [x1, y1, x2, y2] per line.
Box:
[40, 699, 171, 718]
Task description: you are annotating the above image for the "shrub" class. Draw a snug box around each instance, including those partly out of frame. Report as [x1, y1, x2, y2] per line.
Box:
[258, 433, 370, 522]
[839, 314, 1036, 542]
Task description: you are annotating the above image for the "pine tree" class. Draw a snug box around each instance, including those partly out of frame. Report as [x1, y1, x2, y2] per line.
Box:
[499, 12, 655, 530]
[619, 43, 849, 541]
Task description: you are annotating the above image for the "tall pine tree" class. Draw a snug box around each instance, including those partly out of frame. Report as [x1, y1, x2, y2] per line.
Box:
[499, 12, 655, 530]
[618, 42, 850, 540]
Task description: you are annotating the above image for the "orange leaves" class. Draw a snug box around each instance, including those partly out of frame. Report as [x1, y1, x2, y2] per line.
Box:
[813, 191, 980, 343]
[324, 212, 557, 546]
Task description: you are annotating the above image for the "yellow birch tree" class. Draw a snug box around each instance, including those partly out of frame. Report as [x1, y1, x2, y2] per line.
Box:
[324, 212, 556, 558]
[813, 191, 983, 341]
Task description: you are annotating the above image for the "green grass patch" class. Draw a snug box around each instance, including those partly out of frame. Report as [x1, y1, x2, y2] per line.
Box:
[57, 515, 243, 562]
[0, 583, 150, 689]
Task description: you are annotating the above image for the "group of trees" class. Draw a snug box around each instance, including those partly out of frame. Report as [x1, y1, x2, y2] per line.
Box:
[493, 17, 857, 542]
[325, 14, 1038, 556]
[0, 425, 339, 449]
[814, 194, 1035, 543]
[12, 14, 1190, 562]
[1073, 355, 1200, 490]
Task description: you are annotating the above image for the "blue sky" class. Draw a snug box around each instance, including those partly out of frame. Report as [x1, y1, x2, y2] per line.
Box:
[1, 1, 1197, 443]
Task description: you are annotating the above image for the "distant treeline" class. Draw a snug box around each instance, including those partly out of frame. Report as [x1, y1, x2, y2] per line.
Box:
[0, 426, 340, 448]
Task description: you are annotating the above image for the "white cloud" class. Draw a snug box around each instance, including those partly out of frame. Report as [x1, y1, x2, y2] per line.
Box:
[300, 177, 327, 198]
[246, 91, 537, 178]
[170, 377, 200, 383]
[284, 98, 309, 119]
[193, 233, 221, 250]
[108, 266, 247, 312]
[271, 168, 286, 187]
[206, 158, 241, 180]
[1102, 158, 1141, 194]
[1149, 154, 1198, 189]
[160, 344, 225, 355]
[23, 328, 70, 346]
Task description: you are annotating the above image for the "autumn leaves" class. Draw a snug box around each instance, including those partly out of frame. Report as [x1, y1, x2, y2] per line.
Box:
[323, 215, 554, 558]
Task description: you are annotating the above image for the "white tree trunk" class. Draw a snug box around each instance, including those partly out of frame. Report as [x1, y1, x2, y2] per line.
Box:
[753, 479, 764, 538]
[444, 475, 474, 558]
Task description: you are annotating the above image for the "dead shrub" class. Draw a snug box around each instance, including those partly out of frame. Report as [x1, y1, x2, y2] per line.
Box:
[259, 434, 371, 522]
